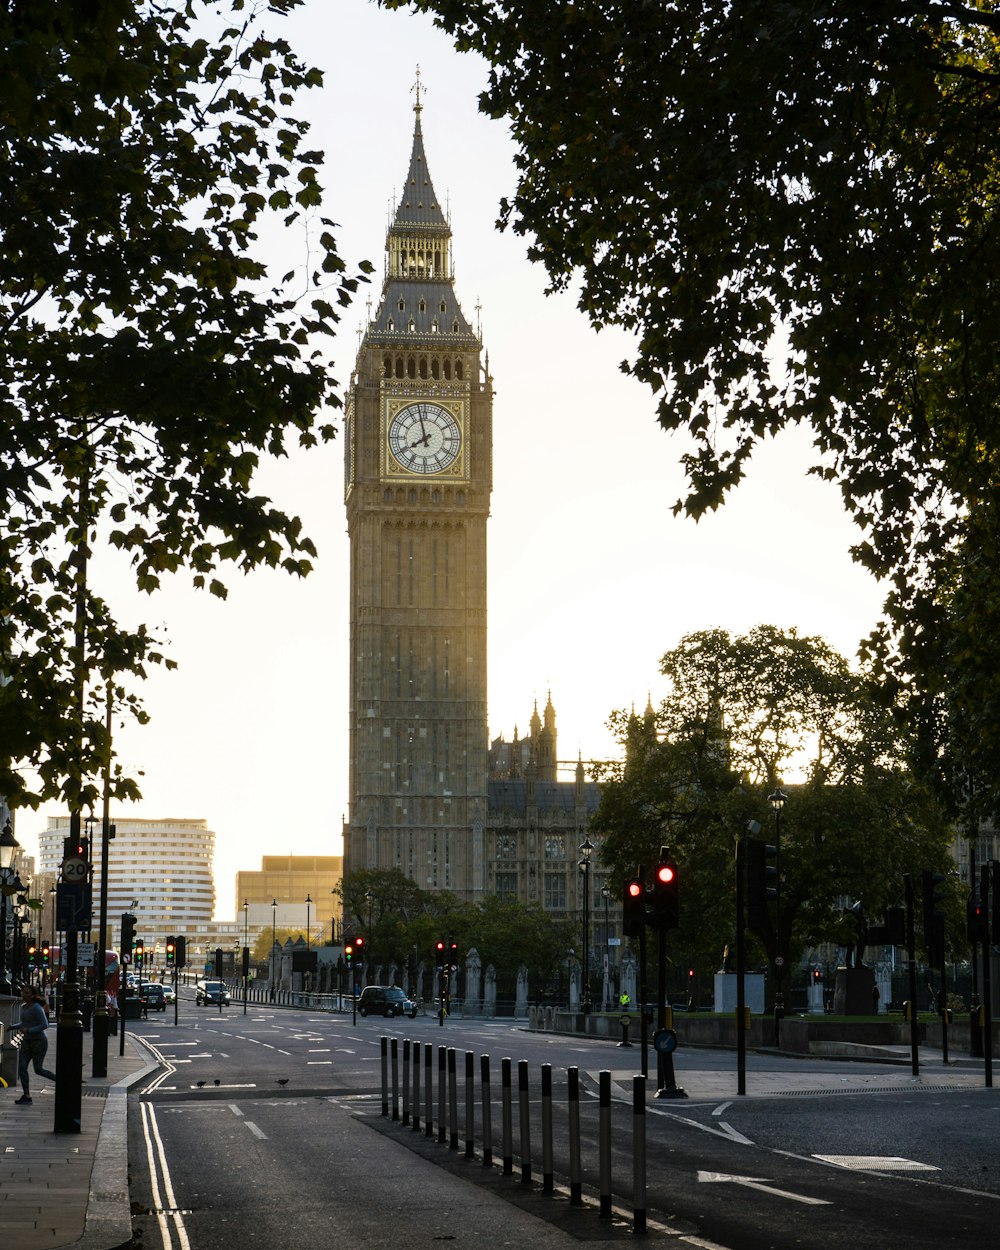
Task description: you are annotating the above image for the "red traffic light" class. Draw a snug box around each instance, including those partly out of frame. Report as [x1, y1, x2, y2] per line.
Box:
[355, 935, 365, 948]
[626, 881, 643, 900]
[655, 864, 676, 886]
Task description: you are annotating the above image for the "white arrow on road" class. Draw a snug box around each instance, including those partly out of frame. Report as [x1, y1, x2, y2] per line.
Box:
[697, 1171, 831, 1206]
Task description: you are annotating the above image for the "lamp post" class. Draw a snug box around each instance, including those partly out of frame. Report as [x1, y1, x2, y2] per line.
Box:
[270, 897, 278, 1001]
[365, 888, 374, 976]
[0, 818, 21, 994]
[242, 899, 249, 1015]
[305, 893, 312, 953]
[768, 788, 788, 1045]
[578, 837, 594, 1015]
[601, 880, 611, 1009]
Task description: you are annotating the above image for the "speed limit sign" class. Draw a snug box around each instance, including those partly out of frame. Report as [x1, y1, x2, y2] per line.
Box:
[62, 857, 88, 882]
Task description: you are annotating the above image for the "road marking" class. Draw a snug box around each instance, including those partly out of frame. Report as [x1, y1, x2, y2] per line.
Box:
[813, 1155, 939, 1172]
[716, 1122, 753, 1146]
[308, 1060, 334, 1065]
[649, 1108, 754, 1145]
[228, 1105, 244, 1117]
[712, 1102, 732, 1117]
[244, 1121, 267, 1139]
[140, 1101, 192, 1250]
[308, 1048, 332, 1053]
[697, 1171, 831, 1206]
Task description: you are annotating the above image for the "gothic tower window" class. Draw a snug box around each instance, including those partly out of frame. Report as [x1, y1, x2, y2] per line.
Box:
[418, 298, 426, 313]
[443, 359, 452, 379]
[439, 300, 447, 313]
[455, 359, 464, 380]
[398, 297, 405, 311]
[407, 356, 416, 378]
[419, 356, 428, 378]
[395, 355, 404, 378]
[431, 356, 440, 377]
[383, 355, 392, 377]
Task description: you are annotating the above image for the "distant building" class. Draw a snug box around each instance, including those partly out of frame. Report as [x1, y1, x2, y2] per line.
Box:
[41, 815, 216, 951]
[236, 855, 343, 945]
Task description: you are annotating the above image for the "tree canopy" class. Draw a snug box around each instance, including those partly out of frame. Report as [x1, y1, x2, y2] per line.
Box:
[591, 628, 958, 978]
[389, 0, 1000, 823]
[0, 0, 371, 811]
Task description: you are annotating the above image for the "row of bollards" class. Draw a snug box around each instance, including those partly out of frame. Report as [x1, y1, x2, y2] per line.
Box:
[380, 1037, 647, 1234]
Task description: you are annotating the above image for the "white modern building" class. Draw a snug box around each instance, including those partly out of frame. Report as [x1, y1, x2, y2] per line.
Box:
[41, 815, 217, 950]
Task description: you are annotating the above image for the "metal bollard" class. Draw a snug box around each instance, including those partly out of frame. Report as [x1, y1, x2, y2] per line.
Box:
[448, 1047, 459, 1149]
[391, 1037, 400, 1121]
[465, 1051, 475, 1159]
[541, 1063, 554, 1193]
[402, 1039, 410, 1126]
[568, 1066, 582, 1204]
[481, 1054, 493, 1167]
[438, 1046, 447, 1144]
[425, 1042, 434, 1138]
[633, 1074, 646, 1234]
[380, 1036, 389, 1118]
[412, 1041, 421, 1131]
[599, 1070, 612, 1218]
[518, 1059, 532, 1184]
[501, 1057, 513, 1175]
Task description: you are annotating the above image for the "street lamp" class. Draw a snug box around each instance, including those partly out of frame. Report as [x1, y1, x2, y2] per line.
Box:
[768, 788, 788, 1044]
[270, 897, 278, 1001]
[365, 889, 374, 974]
[0, 817, 21, 994]
[578, 837, 594, 1015]
[242, 899, 249, 1015]
[601, 881, 611, 1009]
[305, 894, 312, 953]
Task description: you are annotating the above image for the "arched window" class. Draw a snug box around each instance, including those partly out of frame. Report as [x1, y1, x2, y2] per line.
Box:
[452, 318, 460, 333]
[395, 356, 404, 378]
[455, 359, 464, 380]
[439, 300, 447, 313]
[407, 356, 416, 378]
[383, 355, 392, 377]
[431, 357, 440, 378]
[387, 317, 394, 331]
[419, 356, 428, 379]
[431, 319, 439, 335]
[443, 359, 452, 380]
[418, 298, 426, 313]
[398, 297, 405, 312]
[432, 489, 441, 504]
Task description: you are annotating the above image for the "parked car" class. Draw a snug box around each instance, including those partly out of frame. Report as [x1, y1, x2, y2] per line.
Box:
[139, 983, 167, 1012]
[357, 985, 418, 1019]
[195, 980, 231, 1006]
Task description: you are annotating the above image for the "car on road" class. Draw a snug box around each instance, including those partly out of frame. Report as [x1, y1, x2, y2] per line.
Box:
[195, 980, 231, 1006]
[139, 983, 167, 1012]
[357, 985, 418, 1018]
[162, 983, 176, 1004]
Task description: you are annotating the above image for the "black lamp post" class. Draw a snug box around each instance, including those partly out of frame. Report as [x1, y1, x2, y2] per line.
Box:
[242, 899, 249, 1015]
[768, 788, 788, 1044]
[270, 897, 278, 1001]
[365, 889, 374, 976]
[0, 818, 21, 994]
[579, 837, 594, 1015]
[601, 881, 611, 1009]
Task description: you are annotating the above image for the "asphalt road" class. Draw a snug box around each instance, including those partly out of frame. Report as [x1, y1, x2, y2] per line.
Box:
[125, 995, 1000, 1249]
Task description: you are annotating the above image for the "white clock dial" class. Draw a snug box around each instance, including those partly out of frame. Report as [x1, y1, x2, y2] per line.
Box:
[389, 402, 462, 474]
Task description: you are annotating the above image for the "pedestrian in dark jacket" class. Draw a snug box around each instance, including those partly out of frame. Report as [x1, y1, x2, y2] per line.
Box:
[15, 983, 57, 1104]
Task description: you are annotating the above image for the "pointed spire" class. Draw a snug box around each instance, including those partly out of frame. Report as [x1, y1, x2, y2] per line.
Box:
[394, 68, 448, 229]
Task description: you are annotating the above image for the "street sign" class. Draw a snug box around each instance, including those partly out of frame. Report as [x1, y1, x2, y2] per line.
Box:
[78, 942, 95, 967]
[607, 937, 621, 946]
[62, 857, 88, 882]
[56, 881, 93, 931]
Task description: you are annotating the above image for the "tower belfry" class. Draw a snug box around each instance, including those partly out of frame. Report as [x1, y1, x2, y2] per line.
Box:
[343, 89, 492, 898]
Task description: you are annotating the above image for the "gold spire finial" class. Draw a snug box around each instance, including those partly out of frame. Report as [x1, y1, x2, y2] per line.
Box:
[412, 64, 424, 115]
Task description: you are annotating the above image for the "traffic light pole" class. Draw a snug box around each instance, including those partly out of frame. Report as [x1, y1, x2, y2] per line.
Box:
[980, 864, 993, 1089]
[904, 874, 919, 1076]
[91, 687, 113, 1078]
[736, 834, 747, 1097]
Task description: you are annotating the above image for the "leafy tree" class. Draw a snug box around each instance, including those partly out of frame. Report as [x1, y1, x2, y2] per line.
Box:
[388, 0, 1000, 820]
[0, 0, 371, 812]
[592, 628, 956, 992]
[251, 927, 304, 964]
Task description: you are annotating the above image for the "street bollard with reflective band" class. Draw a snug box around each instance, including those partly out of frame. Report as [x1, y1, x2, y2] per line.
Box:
[518, 1059, 532, 1183]
[568, 1066, 582, 1205]
[391, 1037, 400, 1121]
[412, 1041, 421, 1131]
[541, 1063, 554, 1193]
[501, 1057, 513, 1175]
[481, 1054, 493, 1167]
[633, 1074, 647, 1234]
[448, 1047, 459, 1149]
[380, 1036, 389, 1117]
[438, 1046, 447, 1144]
[465, 1051, 476, 1158]
[402, 1039, 411, 1126]
[425, 1042, 434, 1138]
[599, 1070, 612, 1218]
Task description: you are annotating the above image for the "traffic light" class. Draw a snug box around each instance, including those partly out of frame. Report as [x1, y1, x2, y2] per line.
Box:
[28, 944, 37, 968]
[354, 935, 365, 963]
[344, 942, 353, 966]
[41, 943, 50, 968]
[434, 940, 445, 968]
[62, 834, 87, 861]
[242, 946, 250, 978]
[450, 941, 458, 969]
[747, 839, 778, 935]
[175, 935, 186, 968]
[992, 863, 1000, 947]
[165, 937, 176, 966]
[921, 870, 946, 965]
[120, 913, 136, 951]
[623, 877, 646, 938]
[967, 895, 988, 945]
[214, 947, 223, 978]
[135, 939, 144, 961]
[651, 850, 679, 930]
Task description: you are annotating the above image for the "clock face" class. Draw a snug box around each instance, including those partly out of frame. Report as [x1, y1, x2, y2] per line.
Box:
[388, 402, 462, 475]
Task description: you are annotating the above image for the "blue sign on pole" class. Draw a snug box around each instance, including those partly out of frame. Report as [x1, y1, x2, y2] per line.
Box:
[56, 882, 93, 931]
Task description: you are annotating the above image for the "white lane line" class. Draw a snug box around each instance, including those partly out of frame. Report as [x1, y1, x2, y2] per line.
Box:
[648, 1107, 754, 1145]
[307, 1061, 334, 1065]
[244, 1121, 267, 1139]
[697, 1171, 831, 1206]
[141, 1101, 193, 1249]
[712, 1102, 732, 1117]
[228, 1104, 244, 1117]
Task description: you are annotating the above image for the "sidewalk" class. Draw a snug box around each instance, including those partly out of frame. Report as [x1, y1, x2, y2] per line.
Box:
[0, 1018, 156, 1250]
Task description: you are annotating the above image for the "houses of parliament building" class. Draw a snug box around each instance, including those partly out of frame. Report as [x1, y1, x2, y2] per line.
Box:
[342, 89, 603, 923]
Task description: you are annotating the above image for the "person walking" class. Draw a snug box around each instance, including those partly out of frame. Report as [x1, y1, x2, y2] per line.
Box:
[14, 983, 57, 1105]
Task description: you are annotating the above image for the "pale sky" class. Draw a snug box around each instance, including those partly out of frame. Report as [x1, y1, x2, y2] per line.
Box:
[18, 1, 887, 917]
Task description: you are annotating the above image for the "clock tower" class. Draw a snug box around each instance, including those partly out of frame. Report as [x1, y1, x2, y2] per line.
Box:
[343, 91, 491, 899]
